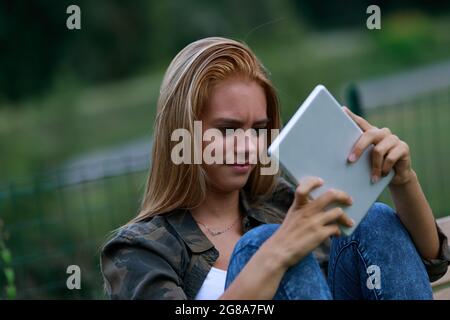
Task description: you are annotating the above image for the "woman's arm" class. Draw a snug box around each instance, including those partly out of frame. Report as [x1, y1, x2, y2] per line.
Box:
[388, 170, 440, 259]
[101, 231, 188, 300]
[218, 238, 288, 300]
[220, 177, 354, 299]
[342, 107, 440, 260]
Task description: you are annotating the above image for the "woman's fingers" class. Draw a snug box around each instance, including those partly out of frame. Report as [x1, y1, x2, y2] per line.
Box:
[342, 106, 372, 131]
[370, 134, 399, 181]
[381, 143, 407, 176]
[319, 207, 354, 228]
[292, 176, 324, 210]
[321, 224, 341, 238]
[348, 127, 391, 163]
[314, 188, 353, 211]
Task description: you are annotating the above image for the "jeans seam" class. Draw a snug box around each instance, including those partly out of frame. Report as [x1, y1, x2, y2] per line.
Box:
[330, 239, 382, 300]
[354, 241, 382, 300]
[330, 239, 354, 299]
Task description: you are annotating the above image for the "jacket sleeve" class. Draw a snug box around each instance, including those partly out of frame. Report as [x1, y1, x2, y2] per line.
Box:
[422, 222, 450, 282]
[100, 228, 188, 300]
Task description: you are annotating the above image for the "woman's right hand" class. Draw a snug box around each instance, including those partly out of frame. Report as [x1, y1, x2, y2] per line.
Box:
[267, 177, 354, 269]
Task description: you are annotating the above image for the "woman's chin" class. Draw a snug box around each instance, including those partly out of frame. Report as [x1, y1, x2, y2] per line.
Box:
[204, 164, 255, 192]
[220, 166, 254, 190]
[215, 171, 250, 192]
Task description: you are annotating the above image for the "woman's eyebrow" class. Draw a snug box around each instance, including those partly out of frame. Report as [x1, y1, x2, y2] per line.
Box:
[253, 118, 270, 126]
[212, 118, 269, 126]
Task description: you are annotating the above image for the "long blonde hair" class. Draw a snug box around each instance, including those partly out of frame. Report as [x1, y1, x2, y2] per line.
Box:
[130, 37, 282, 223]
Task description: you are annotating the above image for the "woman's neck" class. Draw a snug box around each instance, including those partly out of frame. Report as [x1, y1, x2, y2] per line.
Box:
[191, 188, 241, 223]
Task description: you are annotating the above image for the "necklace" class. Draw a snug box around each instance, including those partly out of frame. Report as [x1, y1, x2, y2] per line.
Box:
[195, 215, 241, 237]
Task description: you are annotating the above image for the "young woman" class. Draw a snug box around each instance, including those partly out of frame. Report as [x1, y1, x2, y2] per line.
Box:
[100, 37, 450, 300]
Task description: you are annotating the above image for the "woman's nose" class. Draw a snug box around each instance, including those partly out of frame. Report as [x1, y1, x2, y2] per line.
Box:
[234, 130, 258, 163]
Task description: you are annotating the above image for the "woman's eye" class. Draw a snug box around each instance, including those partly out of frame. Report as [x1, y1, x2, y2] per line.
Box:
[252, 127, 267, 136]
[217, 127, 267, 136]
[218, 128, 235, 136]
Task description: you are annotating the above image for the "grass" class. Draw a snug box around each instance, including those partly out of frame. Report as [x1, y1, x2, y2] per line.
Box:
[0, 72, 163, 181]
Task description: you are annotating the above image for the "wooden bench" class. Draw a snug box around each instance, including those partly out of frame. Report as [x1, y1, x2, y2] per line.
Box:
[432, 216, 450, 300]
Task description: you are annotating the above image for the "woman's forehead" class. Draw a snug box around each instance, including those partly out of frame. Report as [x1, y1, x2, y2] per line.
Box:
[203, 77, 267, 122]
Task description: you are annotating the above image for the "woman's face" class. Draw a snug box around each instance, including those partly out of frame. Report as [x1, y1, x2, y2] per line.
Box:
[200, 75, 268, 193]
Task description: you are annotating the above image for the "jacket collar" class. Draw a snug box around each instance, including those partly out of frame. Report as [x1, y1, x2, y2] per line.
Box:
[165, 189, 268, 253]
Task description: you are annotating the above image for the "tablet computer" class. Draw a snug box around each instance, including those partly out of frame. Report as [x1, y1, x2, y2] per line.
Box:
[268, 85, 394, 235]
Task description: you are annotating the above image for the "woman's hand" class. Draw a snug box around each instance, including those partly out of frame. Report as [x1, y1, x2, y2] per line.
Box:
[341, 107, 440, 261]
[342, 106, 415, 186]
[267, 177, 354, 269]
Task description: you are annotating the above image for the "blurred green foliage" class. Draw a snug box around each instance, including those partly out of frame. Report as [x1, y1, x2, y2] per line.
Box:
[0, 0, 300, 103]
[0, 218, 16, 299]
[1, 0, 449, 104]
[1, 6, 450, 182]
[373, 11, 435, 62]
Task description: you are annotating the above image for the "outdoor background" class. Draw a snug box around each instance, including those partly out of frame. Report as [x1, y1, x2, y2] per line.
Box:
[1, 0, 450, 299]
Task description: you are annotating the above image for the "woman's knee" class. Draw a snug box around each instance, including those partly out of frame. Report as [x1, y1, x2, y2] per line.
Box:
[226, 224, 280, 289]
[355, 202, 408, 241]
[233, 223, 280, 254]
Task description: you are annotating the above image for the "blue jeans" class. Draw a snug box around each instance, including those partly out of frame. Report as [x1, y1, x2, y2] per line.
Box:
[225, 202, 433, 300]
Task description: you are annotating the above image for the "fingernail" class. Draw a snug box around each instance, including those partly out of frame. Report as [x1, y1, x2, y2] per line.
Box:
[348, 153, 356, 162]
[371, 175, 379, 183]
[350, 219, 355, 226]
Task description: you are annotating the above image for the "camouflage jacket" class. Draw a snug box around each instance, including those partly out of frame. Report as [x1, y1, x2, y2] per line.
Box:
[100, 177, 450, 299]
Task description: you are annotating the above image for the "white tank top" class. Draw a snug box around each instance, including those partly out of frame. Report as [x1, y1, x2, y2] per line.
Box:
[194, 267, 227, 300]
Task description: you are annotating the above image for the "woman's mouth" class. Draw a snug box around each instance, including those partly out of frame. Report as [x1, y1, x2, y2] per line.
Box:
[227, 163, 252, 174]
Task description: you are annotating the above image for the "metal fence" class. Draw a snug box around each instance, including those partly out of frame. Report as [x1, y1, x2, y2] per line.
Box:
[0, 85, 449, 299]
[0, 155, 150, 299]
[346, 85, 450, 218]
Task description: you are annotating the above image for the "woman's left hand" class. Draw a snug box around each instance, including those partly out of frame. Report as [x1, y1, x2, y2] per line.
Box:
[342, 106, 415, 186]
